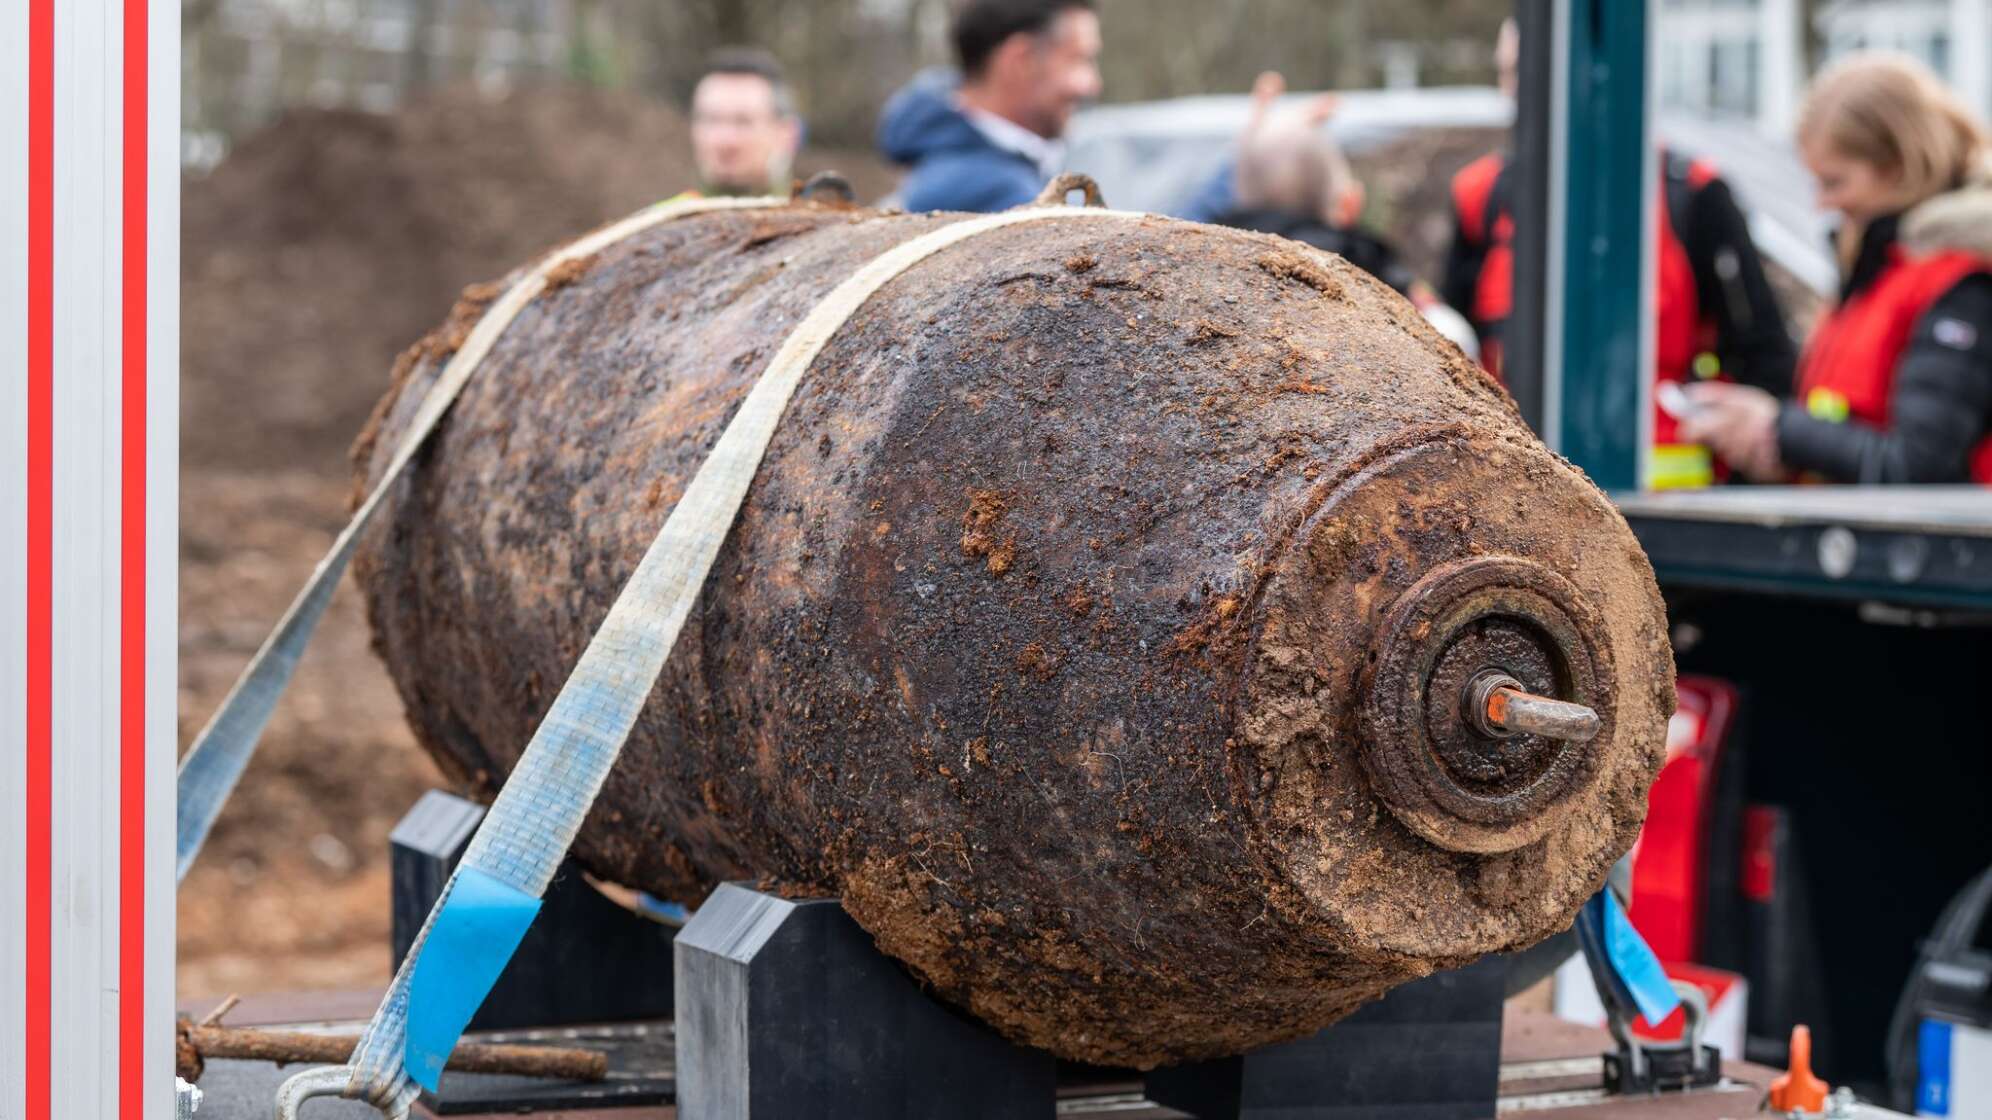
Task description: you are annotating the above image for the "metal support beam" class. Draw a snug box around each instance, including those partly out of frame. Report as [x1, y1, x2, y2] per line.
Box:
[1505, 0, 1553, 437]
[1553, 0, 1653, 492]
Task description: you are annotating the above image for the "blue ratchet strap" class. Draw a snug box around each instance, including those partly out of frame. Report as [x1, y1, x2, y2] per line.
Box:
[172, 195, 784, 885]
[405, 869, 540, 1087]
[1575, 888, 1681, 1026]
[280, 199, 1145, 1118]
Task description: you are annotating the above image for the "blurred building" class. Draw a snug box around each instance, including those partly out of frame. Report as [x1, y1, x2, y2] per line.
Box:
[1658, 0, 1992, 133]
[182, 0, 950, 167]
[183, 0, 577, 167]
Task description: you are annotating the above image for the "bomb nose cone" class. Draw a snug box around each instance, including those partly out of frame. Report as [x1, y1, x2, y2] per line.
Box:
[1359, 555, 1614, 855]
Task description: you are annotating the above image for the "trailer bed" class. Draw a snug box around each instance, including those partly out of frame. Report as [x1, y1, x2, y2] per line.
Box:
[180, 993, 1833, 1119]
[1616, 485, 1992, 609]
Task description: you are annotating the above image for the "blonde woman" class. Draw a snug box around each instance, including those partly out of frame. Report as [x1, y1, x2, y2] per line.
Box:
[1682, 53, 1992, 484]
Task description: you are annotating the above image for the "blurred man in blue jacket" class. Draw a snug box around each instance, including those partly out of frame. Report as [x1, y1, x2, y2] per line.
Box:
[877, 0, 1101, 212]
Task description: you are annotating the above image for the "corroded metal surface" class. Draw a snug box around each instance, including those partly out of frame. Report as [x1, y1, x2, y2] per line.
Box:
[350, 201, 1674, 1067]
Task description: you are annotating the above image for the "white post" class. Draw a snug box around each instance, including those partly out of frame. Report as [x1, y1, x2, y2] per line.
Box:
[1637, 0, 1660, 489]
[1758, 0, 1800, 135]
[2, 1, 179, 1117]
[0, 4, 31, 1116]
[150, 2, 184, 1114]
[1951, 0, 1992, 124]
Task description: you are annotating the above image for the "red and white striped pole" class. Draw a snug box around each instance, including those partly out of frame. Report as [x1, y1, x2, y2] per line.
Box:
[4, 1, 179, 1116]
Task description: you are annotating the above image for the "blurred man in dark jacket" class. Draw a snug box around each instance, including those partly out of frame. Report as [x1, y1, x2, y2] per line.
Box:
[877, 0, 1101, 212]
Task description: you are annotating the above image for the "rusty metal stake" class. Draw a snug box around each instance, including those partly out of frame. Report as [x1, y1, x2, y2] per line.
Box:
[1466, 671, 1601, 743]
[174, 1019, 609, 1085]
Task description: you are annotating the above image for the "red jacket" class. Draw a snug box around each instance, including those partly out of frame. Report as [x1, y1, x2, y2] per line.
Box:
[1448, 152, 1761, 487]
[1449, 153, 1517, 377]
[1771, 173, 1992, 485]
[1793, 245, 1992, 483]
[1447, 152, 1713, 393]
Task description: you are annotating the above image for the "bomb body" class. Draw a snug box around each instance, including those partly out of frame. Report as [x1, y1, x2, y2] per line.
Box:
[352, 202, 1672, 1066]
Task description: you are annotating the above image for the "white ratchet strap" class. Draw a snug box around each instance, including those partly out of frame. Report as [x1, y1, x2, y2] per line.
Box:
[173, 194, 785, 885]
[276, 189, 1145, 1118]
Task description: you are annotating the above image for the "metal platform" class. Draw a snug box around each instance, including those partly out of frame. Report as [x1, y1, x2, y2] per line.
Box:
[1615, 486, 1992, 609]
[173, 784, 1900, 1120]
[177, 997, 1805, 1120]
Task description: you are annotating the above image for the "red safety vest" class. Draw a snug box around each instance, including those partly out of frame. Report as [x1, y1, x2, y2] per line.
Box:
[1452, 153, 1515, 377]
[1453, 152, 1722, 487]
[1796, 246, 1992, 483]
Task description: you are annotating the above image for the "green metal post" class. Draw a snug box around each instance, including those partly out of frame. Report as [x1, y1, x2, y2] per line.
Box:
[1551, 0, 1652, 491]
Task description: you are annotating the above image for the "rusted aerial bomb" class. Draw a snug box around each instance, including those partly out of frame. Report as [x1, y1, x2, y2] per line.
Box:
[350, 195, 1673, 1068]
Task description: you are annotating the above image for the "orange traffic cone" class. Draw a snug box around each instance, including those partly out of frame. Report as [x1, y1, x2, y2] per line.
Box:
[1769, 1025, 1829, 1113]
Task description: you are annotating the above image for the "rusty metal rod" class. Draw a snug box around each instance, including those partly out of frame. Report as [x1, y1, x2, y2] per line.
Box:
[1466, 672, 1601, 743]
[175, 1020, 609, 1084]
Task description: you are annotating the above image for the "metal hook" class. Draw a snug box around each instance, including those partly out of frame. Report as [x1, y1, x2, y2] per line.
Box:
[794, 171, 857, 206]
[274, 1065, 414, 1120]
[1031, 173, 1106, 208]
[1608, 978, 1712, 1088]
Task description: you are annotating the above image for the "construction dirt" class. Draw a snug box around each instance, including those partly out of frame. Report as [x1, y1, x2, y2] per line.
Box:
[177, 84, 895, 998]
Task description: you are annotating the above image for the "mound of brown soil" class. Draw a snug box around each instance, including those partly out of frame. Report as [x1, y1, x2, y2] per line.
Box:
[182, 83, 894, 477]
[177, 465, 434, 996]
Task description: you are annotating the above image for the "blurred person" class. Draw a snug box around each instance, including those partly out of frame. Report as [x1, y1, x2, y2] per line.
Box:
[1443, 20, 1795, 488]
[1681, 53, 1992, 484]
[1176, 70, 1294, 224]
[876, 0, 1102, 212]
[1208, 73, 1479, 357]
[689, 47, 802, 197]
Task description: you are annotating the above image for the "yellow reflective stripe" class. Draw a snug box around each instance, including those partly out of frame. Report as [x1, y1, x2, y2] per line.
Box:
[1650, 443, 1714, 490]
[1806, 387, 1850, 423]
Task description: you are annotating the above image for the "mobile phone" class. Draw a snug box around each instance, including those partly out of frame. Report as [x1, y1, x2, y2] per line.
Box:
[1656, 382, 1701, 421]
